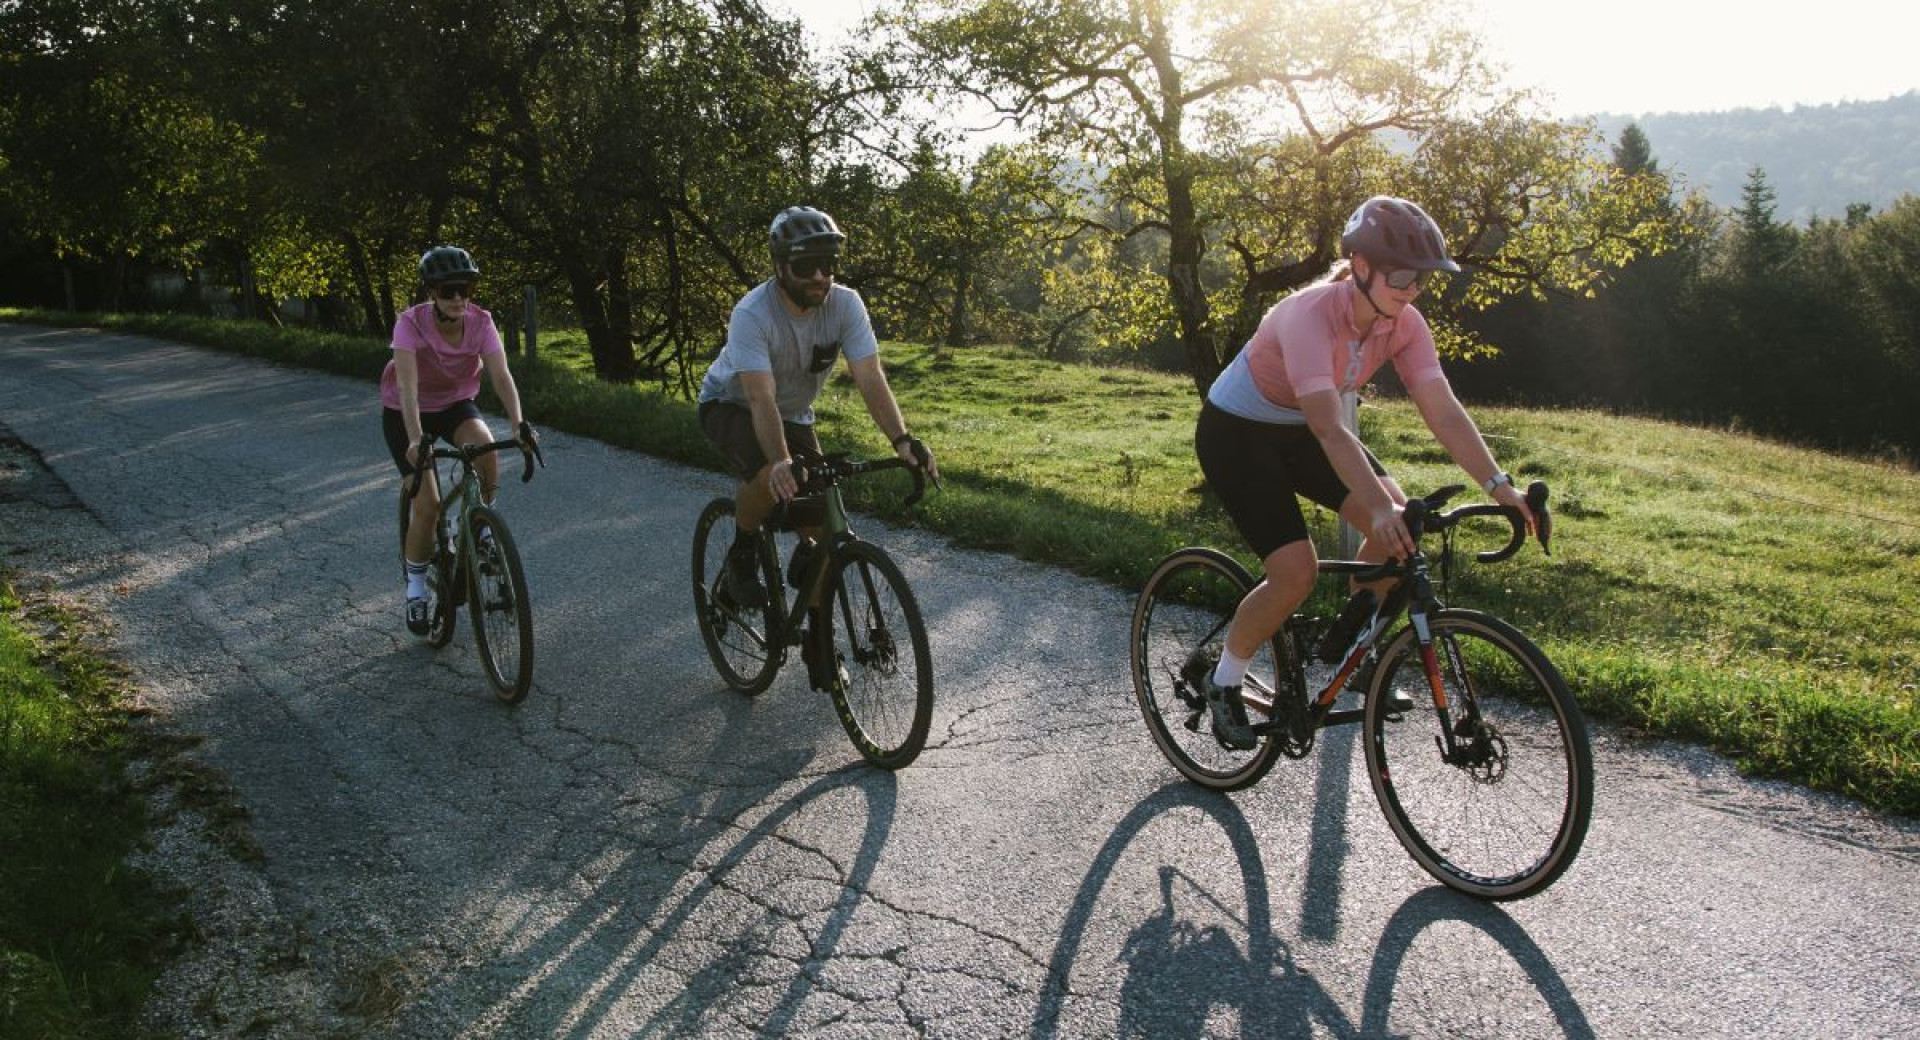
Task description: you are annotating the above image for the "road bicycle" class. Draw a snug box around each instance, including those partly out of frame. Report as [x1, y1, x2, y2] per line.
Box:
[402, 425, 544, 703]
[1130, 481, 1593, 899]
[692, 452, 934, 769]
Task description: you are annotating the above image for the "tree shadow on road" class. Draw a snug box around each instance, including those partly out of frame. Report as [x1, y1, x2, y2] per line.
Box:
[449, 763, 900, 1039]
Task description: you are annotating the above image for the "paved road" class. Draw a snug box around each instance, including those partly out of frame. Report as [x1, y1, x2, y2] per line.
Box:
[3, 324, 1916, 1039]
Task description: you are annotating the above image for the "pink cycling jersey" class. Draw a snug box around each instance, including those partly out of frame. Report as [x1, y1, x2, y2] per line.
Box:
[1242, 279, 1445, 407]
[378, 303, 503, 412]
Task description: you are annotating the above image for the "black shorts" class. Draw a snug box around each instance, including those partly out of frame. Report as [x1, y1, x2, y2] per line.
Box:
[382, 400, 485, 476]
[1194, 400, 1386, 558]
[699, 401, 822, 480]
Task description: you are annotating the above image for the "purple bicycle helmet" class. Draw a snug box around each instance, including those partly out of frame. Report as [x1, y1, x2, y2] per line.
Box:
[1340, 196, 1461, 272]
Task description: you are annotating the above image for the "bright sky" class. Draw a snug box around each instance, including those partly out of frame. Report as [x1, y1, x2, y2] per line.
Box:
[769, 0, 1919, 117]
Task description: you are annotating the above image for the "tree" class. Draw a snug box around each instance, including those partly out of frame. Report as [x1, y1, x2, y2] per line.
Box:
[887, 0, 1680, 392]
[1612, 123, 1660, 178]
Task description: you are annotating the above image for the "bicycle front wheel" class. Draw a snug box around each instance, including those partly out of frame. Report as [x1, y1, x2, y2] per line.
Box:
[823, 541, 933, 770]
[467, 506, 534, 703]
[1363, 609, 1593, 900]
[692, 498, 783, 694]
[1130, 548, 1288, 791]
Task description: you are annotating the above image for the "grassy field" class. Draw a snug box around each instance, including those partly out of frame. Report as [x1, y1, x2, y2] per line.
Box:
[0, 574, 179, 1039]
[5, 308, 1918, 816]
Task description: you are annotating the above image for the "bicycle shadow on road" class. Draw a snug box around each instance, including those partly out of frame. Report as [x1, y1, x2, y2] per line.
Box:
[1359, 887, 1596, 1040]
[463, 764, 900, 1039]
[1031, 781, 1594, 1039]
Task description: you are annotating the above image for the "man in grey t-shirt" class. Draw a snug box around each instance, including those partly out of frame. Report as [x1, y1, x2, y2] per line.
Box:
[697, 206, 938, 606]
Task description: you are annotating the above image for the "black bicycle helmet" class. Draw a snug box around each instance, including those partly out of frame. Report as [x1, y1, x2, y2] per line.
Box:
[768, 206, 847, 263]
[1339, 196, 1461, 272]
[418, 245, 481, 285]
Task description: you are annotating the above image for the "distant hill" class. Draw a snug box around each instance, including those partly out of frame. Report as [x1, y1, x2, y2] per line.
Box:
[1589, 91, 1920, 223]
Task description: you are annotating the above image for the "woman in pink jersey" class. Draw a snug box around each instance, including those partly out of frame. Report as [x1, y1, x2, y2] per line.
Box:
[380, 245, 535, 636]
[1187, 196, 1534, 748]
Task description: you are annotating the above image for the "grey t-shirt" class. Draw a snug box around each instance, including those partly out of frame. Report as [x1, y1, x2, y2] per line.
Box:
[698, 280, 880, 424]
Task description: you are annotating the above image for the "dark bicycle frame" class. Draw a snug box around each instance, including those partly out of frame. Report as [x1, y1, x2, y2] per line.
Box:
[1234, 482, 1552, 745]
[731, 452, 928, 687]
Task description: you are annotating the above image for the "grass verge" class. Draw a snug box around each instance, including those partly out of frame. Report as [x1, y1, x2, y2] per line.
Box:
[0, 572, 182, 1040]
[4, 308, 1917, 815]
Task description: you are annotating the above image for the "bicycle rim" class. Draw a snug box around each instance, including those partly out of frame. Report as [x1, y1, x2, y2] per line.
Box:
[1364, 610, 1593, 899]
[1130, 548, 1287, 792]
[467, 506, 534, 703]
[691, 498, 782, 695]
[825, 542, 933, 769]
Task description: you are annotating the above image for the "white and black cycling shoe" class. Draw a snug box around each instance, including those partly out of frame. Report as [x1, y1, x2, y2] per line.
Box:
[405, 595, 431, 637]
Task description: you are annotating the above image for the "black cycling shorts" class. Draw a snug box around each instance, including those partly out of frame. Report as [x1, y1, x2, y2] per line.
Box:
[382, 400, 486, 476]
[1194, 400, 1386, 558]
[699, 401, 822, 480]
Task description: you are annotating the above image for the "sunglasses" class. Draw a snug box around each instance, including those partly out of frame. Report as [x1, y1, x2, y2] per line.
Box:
[1378, 267, 1427, 291]
[788, 256, 837, 279]
[433, 283, 474, 300]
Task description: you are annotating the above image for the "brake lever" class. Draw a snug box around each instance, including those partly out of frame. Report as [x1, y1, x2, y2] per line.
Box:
[1526, 480, 1551, 557]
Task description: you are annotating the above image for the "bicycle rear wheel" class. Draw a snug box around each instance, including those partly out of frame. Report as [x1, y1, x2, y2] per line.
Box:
[823, 541, 933, 769]
[692, 498, 783, 694]
[467, 506, 534, 703]
[1363, 609, 1593, 899]
[1130, 548, 1288, 791]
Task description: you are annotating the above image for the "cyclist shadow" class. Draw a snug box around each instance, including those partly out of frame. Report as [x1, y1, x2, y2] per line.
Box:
[472, 763, 899, 1040]
[1032, 781, 1595, 1039]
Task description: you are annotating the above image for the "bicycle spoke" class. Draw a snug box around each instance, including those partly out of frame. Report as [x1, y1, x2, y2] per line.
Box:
[826, 544, 932, 769]
[1130, 549, 1290, 792]
[1364, 610, 1592, 899]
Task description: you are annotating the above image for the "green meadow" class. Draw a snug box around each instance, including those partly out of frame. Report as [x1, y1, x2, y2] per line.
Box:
[6, 309, 1918, 817]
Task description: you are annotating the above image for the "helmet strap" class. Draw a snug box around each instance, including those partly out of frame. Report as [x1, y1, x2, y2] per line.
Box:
[1351, 267, 1391, 328]
[432, 300, 459, 322]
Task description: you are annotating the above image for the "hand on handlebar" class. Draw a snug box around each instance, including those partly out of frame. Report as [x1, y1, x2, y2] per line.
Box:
[1367, 500, 1416, 560]
[517, 421, 545, 481]
[767, 457, 800, 503]
[895, 436, 940, 486]
[1491, 480, 1535, 536]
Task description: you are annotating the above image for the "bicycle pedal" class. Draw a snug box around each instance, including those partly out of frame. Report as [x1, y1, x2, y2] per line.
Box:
[1182, 709, 1203, 733]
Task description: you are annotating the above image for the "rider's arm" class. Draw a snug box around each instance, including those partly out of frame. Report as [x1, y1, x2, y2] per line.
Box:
[480, 351, 527, 432]
[1300, 388, 1414, 558]
[1407, 378, 1534, 530]
[738, 369, 799, 500]
[393, 349, 426, 462]
[848, 355, 938, 480]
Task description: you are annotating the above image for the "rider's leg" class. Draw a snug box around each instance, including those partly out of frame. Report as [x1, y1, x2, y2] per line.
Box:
[404, 470, 441, 563]
[735, 464, 778, 533]
[1223, 538, 1318, 666]
[452, 417, 500, 505]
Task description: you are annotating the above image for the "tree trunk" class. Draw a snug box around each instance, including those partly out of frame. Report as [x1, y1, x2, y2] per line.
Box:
[943, 265, 971, 354]
[563, 259, 635, 383]
[346, 234, 385, 337]
[1164, 173, 1216, 393]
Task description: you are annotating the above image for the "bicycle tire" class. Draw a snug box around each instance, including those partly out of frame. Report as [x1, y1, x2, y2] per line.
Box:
[1363, 609, 1593, 900]
[466, 506, 534, 703]
[823, 541, 933, 769]
[1130, 548, 1290, 791]
[691, 497, 783, 695]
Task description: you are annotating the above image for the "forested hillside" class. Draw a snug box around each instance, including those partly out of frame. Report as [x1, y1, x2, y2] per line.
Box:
[1593, 92, 1920, 222]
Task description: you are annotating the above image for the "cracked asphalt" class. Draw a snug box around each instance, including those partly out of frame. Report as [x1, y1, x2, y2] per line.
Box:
[3, 323, 1917, 1039]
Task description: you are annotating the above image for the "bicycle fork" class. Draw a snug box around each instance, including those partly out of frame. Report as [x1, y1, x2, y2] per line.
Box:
[1408, 611, 1504, 776]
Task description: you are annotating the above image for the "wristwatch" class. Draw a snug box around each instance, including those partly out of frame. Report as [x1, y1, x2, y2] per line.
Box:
[1482, 472, 1513, 494]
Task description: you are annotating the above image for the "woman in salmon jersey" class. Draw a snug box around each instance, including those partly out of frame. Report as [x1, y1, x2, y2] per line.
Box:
[1187, 196, 1535, 748]
[380, 245, 535, 635]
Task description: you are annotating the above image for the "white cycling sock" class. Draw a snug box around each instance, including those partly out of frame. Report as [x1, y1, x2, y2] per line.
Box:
[404, 558, 429, 599]
[1213, 647, 1252, 689]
